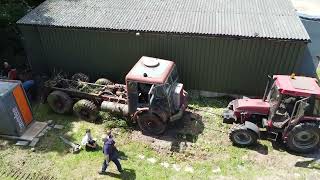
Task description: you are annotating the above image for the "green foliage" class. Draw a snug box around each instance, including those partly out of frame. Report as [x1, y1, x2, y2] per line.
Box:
[99, 111, 129, 129]
[0, 0, 28, 26]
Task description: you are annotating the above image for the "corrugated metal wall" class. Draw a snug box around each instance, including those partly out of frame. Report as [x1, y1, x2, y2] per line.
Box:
[19, 25, 307, 95]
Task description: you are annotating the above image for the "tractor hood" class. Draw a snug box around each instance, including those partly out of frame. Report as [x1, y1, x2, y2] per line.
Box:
[234, 98, 270, 115]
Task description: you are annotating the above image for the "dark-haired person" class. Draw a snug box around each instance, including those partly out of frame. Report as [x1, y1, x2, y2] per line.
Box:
[98, 132, 122, 174]
[81, 129, 97, 151]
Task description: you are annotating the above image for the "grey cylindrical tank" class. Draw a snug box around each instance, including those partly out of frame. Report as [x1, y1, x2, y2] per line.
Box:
[101, 101, 129, 116]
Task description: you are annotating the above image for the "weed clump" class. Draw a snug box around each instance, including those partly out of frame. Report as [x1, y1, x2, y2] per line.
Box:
[99, 111, 129, 129]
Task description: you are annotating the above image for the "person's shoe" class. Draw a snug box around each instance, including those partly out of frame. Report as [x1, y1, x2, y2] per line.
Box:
[98, 171, 106, 175]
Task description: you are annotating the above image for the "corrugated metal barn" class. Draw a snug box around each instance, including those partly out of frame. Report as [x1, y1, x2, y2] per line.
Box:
[17, 0, 310, 95]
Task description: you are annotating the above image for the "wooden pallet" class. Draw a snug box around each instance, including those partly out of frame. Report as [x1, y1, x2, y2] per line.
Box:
[0, 167, 56, 180]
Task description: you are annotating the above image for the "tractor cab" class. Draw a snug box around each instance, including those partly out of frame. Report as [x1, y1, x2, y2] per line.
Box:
[265, 75, 320, 129]
[125, 56, 187, 134]
[223, 74, 320, 153]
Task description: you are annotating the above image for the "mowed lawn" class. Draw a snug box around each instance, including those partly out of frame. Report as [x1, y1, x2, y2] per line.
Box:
[1, 96, 320, 180]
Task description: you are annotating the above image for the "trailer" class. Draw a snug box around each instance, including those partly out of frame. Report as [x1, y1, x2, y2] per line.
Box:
[44, 56, 188, 135]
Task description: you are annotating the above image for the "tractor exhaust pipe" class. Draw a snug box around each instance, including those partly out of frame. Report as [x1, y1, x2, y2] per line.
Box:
[101, 101, 129, 116]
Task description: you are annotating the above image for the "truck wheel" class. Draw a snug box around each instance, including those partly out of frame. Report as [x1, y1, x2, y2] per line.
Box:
[71, 73, 89, 82]
[47, 91, 73, 114]
[95, 78, 114, 85]
[286, 123, 320, 153]
[73, 99, 98, 121]
[229, 124, 258, 147]
[137, 112, 166, 135]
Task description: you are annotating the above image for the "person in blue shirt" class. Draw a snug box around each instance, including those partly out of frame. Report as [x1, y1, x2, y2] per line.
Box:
[98, 132, 123, 175]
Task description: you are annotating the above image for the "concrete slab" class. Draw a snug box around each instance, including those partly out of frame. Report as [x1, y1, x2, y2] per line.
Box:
[54, 125, 64, 130]
[15, 141, 29, 146]
[29, 138, 40, 147]
[19, 121, 48, 141]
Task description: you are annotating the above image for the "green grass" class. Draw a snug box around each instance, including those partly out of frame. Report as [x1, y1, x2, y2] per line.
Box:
[0, 97, 320, 179]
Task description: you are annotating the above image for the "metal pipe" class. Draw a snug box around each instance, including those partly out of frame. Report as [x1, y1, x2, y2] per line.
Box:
[101, 101, 129, 116]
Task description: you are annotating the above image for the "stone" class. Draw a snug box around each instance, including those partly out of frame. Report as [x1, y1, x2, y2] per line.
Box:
[15, 141, 29, 146]
[54, 125, 64, 129]
[237, 165, 245, 171]
[172, 164, 181, 172]
[160, 162, 170, 168]
[29, 138, 40, 147]
[47, 120, 53, 125]
[184, 165, 194, 173]
[46, 126, 52, 131]
[138, 154, 145, 159]
[30, 148, 36, 152]
[212, 167, 221, 173]
[147, 158, 157, 164]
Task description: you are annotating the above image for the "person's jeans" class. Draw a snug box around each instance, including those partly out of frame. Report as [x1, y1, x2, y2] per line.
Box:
[102, 157, 122, 172]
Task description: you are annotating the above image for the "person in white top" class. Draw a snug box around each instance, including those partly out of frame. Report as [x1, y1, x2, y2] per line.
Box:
[81, 129, 97, 151]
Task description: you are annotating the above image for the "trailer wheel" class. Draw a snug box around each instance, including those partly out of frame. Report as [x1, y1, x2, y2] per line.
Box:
[229, 124, 258, 147]
[286, 123, 320, 153]
[71, 73, 89, 82]
[47, 91, 73, 114]
[73, 99, 98, 121]
[95, 78, 114, 85]
[137, 112, 166, 135]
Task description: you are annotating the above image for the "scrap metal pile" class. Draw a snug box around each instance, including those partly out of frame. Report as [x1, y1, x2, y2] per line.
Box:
[44, 73, 127, 100]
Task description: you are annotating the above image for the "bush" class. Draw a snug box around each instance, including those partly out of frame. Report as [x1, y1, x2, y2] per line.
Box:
[99, 111, 129, 129]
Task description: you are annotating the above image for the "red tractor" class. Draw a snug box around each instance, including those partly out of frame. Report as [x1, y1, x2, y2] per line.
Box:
[223, 75, 320, 153]
[44, 56, 187, 135]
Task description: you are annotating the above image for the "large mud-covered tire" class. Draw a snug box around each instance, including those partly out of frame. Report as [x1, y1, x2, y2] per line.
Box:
[286, 123, 320, 153]
[95, 78, 114, 85]
[71, 73, 89, 82]
[229, 124, 258, 147]
[47, 91, 73, 114]
[137, 112, 167, 135]
[73, 99, 98, 121]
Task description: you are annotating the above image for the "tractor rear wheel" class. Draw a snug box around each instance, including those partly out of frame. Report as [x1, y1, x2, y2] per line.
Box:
[137, 112, 166, 135]
[286, 123, 320, 153]
[73, 99, 98, 121]
[229, 124, 258, 147]
[47, 91, 73, 114]
[95, 78, 114, 85]
[71, 73, 89, 82]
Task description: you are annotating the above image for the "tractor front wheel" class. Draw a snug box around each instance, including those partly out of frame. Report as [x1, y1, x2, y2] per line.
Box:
[47, 91, 73, 114]
[286, 123, 320, 153]
[73, 99, 98, 122]
[137, 112, 166, 135]
[229, 124, 258, 147]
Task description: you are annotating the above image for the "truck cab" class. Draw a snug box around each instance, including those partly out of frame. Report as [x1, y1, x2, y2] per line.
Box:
[125, 56, 187, 134]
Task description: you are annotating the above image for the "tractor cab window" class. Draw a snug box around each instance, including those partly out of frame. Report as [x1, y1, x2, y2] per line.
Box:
[268, 85, 281, 106]
[168, 66, 178, 85]
[148, 84, 170, 112]
[138, 83, 152, 104]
